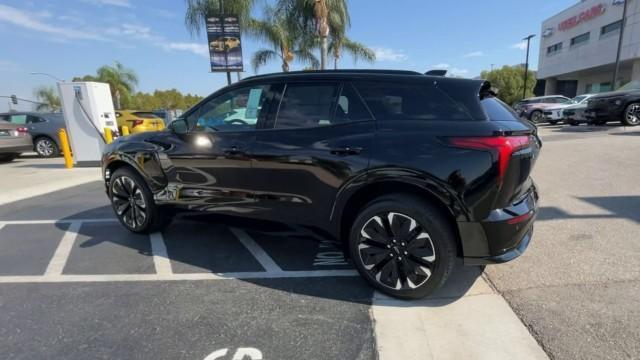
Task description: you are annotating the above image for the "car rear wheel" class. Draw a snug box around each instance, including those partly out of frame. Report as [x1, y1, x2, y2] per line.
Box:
[529, 110, 543, 124]
[35, 137, 59, 158]
[622, 103, 640, 126]
[109, 167, 165, 234]
[349, 194, 456, 299]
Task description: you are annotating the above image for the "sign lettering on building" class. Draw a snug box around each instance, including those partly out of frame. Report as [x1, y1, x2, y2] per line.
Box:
[558, 3, 606, 31]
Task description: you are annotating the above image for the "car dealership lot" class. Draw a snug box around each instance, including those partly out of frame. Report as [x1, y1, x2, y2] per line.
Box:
[0, 124, 638, 360]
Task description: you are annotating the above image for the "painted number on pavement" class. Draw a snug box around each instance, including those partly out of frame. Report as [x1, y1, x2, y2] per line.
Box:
[204, 347, 263, 360]
[313, 240, 347, 266]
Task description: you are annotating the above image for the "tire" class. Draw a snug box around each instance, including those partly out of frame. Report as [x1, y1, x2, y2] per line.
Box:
[348, 194, 456, 299]
[0, 153, 19, 163]
[34, 137, 59, 158]
[529, 110, 543, 124]
[109, 167, 165, 234]
[622, 102, 640, 126]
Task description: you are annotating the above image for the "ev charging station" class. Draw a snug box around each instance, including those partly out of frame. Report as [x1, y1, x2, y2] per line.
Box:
[58, 82, 118, 167]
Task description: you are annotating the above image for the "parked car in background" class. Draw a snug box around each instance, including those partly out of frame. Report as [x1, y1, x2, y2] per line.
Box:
[543, 94, 595, 125]
[0, 120, 32, 162]
[513, 95, 572, 123]
[0, 112, 66, 157]
[585, 81, 640, 126]
[562, 94, 597, 125]
[115, 110, 165, 134]
[102, 70, 540, 299]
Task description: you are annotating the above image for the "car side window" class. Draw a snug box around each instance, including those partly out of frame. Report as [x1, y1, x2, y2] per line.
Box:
[10, 114, 27, 124]
[275, 83, 339, 128]
[335, 84, 373, 123]
[354, 81, 472, 121]
[187, 84, 271, 132]
[26, 115, 44, 124]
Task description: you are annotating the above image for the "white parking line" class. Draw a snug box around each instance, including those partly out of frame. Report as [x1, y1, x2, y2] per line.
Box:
[149, 232, 173, 275]
[44, 221, 82, 276]
[0, 269, 358, 284]
[230, 227, 283, 273]
[0, 218, 118, 225]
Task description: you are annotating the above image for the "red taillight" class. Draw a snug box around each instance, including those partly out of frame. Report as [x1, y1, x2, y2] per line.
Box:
[16, 127, 28, 133]
[129, 119, 144, 128]
[448, 136, 531, 183]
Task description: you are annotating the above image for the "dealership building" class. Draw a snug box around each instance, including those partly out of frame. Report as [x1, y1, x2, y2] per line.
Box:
[537, 0, 640, 97]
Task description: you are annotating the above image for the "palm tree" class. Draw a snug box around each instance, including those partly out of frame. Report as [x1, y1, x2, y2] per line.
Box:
[96, 62, 138, 110]
[276, 0, 350, 70]
[247, 10, 319, 73]
[329, 36, 375, 69]
[34, 86, 61, 112]
[184, 0, 256, 35]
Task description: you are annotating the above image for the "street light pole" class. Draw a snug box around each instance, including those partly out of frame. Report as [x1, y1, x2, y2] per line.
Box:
[612, 0, 629, 90]
[29, 72, 64, 82]
[522, 34, 536, 99]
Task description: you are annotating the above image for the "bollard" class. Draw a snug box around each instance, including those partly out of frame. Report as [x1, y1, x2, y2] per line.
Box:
[58, 128, 73, 169]
[121, 126, 130, 136]
[104, 127, 113, 144]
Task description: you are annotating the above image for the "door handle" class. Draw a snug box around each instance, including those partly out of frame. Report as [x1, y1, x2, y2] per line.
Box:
[330, 146, 363, 156]
[222, 146, 245, 155]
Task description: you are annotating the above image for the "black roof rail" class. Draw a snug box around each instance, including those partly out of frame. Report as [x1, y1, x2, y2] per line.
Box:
[241, 69, 423, 82]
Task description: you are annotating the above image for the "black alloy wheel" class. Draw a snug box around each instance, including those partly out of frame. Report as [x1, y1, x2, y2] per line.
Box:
[349, 195, 456, 299]
[109, 167, 162, 233]
[623, 103, 640, 126]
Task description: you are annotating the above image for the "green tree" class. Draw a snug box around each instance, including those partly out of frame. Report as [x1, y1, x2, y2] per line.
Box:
[247, 8, 319, 72]
[276, 0, 350, 70]
[184, 0, 256, 35]
[329, 36, 375, 70]
[480, 65, 536, 105]
[73, 61, 138, 109]
[33, 86, 61, 112]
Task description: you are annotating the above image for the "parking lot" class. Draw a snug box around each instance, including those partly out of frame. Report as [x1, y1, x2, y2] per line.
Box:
[1, 124, 639, 360]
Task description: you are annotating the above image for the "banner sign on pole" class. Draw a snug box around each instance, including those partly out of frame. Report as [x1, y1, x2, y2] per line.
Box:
[206, 15, 243, 72]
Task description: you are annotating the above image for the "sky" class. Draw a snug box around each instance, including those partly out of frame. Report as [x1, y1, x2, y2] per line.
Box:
[0, 0, 578, 112]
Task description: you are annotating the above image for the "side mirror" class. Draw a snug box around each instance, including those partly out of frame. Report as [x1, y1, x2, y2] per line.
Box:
[169, 118, 188, 134]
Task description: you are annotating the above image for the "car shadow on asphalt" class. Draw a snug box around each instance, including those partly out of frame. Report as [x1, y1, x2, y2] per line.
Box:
[538, 196, 640, 224]
[51, 208, 483, 306]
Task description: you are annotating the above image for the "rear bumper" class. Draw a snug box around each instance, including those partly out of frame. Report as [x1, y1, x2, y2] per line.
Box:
[459, 184, 538, 265]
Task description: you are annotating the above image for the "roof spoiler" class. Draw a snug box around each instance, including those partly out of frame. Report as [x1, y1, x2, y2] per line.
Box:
[425, 69, 447, 76]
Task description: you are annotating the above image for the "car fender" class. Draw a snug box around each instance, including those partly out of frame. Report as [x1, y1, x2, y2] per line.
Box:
[103, 139, 168, 193]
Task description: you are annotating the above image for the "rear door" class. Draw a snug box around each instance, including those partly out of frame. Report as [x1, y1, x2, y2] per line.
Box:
[248, 81, 374, 226]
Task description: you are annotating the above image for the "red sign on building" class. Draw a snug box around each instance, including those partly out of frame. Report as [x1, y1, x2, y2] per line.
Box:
[558, 3, 606, 31]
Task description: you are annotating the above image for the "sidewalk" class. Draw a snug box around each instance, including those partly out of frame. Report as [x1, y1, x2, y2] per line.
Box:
[0, 155, 101, 206]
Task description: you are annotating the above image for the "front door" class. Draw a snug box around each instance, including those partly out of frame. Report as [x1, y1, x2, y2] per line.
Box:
[158, 84, 274, 213]
[248, 82, 375, 227]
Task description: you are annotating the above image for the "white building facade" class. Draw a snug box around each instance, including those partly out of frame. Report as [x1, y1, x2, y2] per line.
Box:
[538, 0, 640, 96]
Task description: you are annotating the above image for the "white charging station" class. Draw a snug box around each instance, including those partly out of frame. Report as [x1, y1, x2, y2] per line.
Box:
[58, 82, 118, 167]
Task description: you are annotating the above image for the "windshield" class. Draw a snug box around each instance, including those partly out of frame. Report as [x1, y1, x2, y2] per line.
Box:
[618, 80, 640, 91]
[572, 95, 588, 104]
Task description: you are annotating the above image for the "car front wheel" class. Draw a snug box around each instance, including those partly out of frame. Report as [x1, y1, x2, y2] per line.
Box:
[109, 167, 164, 233]
[622, 103, 640, 126]
[349, 194, 456, 299]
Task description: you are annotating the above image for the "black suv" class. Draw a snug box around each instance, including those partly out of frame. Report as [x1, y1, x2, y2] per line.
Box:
[102, 70, 540, 299]
[585, 80, 640, 126]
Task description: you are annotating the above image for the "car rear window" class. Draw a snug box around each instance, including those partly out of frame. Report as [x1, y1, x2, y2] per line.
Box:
[481, 97, 521, 121]
[133, 112, 161, 119]
[354, 81, 473, 121]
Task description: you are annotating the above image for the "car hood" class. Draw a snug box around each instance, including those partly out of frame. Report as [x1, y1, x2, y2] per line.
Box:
[563, 103, 587, 110]
[546, 104, 574, 111]
[590, 89, 640, 100]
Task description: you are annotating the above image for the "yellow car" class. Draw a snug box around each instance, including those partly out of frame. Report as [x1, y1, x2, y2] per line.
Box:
[115, 111, 165, 134]
[210, 37, 241, 51]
